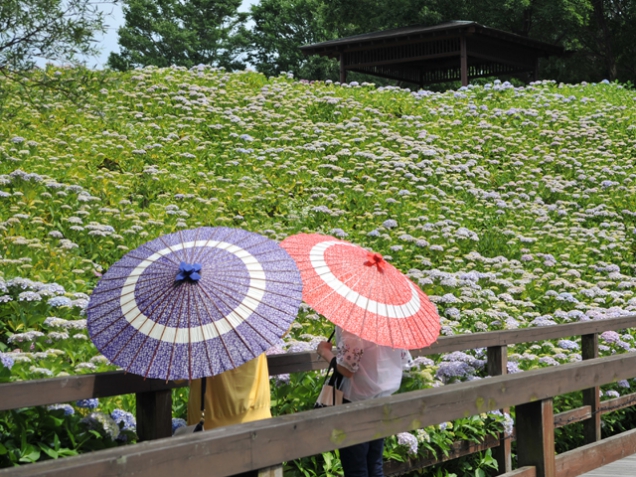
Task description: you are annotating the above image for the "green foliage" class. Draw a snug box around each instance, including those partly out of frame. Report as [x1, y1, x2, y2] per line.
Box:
[244, 0, 338, 80]
[0, 0, 110, 72]
[108, 0, 247, 70]
[0, 405, 133, 467]
[244, 0, 636, 86]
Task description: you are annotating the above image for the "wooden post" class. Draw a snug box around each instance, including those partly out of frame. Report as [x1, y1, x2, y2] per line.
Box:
[460, 35, 468, 86]
[516, 399, 555, 477]
[582, 333, 601, 444]
[339, 53, 347, 84]
[136, 389, 172, 441]
[487, 346, 512, 474]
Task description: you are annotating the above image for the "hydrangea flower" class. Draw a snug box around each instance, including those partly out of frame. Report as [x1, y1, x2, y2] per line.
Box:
[111, 409, 136, 440]
[48, 296, 73, 307]
[76, 398, 99, 409]
[396, 432, 418, 455]
[81, 412, 120, 440]
[382, 219, 398, 229]
[47, 404, 75, 416]
[172, 418, 187, 435]
[0, 353, 14, 370]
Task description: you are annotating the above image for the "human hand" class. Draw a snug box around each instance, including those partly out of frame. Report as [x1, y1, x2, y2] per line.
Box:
[316, 341, 333, 361]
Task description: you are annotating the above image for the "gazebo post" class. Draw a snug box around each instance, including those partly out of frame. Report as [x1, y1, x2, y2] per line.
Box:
[339, 53, 347, 84]
[460, 35, 468, 86]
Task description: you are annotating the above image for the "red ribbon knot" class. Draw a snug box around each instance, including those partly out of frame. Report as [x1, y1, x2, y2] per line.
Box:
[364, 252, 385, 272]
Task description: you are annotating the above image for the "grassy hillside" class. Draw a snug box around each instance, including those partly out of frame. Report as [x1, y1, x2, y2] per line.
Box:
[2, 66, 636, 473]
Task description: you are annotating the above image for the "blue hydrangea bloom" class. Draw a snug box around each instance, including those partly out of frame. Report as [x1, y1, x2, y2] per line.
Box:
[47, 404, 75, 416]
[111, 409, 136, 431]
[172, 418, 187, 435]
[75, 398, 99, 409]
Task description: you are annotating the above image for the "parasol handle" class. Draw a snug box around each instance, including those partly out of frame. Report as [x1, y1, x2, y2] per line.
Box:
[327, 329, 335, 343]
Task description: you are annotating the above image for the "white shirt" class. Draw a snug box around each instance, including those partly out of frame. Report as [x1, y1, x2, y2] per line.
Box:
[335, 327, 412, 402]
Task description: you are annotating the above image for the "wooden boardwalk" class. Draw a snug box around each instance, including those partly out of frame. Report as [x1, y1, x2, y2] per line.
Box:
[580, 452, 636, 476]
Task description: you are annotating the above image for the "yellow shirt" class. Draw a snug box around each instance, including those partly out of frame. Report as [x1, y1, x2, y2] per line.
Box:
[187, 354, 271, 430]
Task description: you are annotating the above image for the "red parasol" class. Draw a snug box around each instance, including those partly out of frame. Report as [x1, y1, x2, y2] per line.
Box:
[280, 233, 440, 349]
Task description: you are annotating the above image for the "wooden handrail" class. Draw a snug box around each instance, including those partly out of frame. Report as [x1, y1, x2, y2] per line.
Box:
[4, 351, 636, 477]
[417, 314, 636, 356]
[2, 315, 635, 412]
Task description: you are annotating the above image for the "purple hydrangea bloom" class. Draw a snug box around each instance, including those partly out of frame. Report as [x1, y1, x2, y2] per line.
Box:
[600, 331, 620, 344]
[396, 432, 418, 455]
[605, 390, 620, 398]
[616, 340, 631, 351]
[435, 361, 474, 382]
[0, 353, 14, 370]
[411, 356, 434, 367]
[273, 373, 291, 386]
[507, 362, 521, 374]
[539, 356, 559, 367]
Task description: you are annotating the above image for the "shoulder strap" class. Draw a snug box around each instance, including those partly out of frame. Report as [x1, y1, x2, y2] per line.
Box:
[193, 378, 207, 432]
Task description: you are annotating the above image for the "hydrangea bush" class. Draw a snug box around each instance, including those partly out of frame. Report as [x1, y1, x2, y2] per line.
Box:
[2, 66, 636, 474]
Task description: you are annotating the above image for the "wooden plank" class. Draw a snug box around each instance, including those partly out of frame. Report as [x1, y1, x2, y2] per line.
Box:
[136, 390, 172, 441]
[555, 427, 636, 477]
[582, 334, 601, 444]
[554, 406, 592, 429]
[600, 392, 636, 415]
[499, 467, 537, 477]
[0, 371, 184, 411]
[267, 352, 324, 375]
[487, 345, 512, 473]
[0, 353, 325, 411]
[344, 51, 461, 69]
[516, 399, 555, 477]
[339, 53, 346, 83]
[383, 434, 500, 476]
[460, 35, 468, 86]
[578, 453, 636, 476]
[5, 352, 636, 477]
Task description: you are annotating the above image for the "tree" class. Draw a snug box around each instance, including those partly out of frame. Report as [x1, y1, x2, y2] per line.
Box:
[245, 0, 338, 80]
[248, 0, 632, 86]
[0, 0, 110, 71]
[108, 0, 247, 71]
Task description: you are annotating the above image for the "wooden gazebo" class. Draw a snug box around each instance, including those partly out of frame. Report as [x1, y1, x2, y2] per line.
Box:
[300, 21, 564, 87]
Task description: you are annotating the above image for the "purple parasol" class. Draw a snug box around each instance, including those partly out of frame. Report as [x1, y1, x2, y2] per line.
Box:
[86, 227, 302, 381]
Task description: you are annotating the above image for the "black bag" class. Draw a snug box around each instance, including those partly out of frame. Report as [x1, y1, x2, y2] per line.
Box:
[314, 357, 345, 408]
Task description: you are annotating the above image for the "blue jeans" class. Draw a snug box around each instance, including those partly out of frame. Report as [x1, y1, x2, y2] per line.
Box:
[339, 438, 385, 477]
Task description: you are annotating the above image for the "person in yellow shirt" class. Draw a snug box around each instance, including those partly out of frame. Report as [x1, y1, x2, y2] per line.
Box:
[187, 353, 271, 430]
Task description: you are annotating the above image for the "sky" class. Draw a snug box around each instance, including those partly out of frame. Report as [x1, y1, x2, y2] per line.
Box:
[81, 0, 258, 68]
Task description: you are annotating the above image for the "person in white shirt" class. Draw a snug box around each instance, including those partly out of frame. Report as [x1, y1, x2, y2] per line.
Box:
[316, 327, 412, 477]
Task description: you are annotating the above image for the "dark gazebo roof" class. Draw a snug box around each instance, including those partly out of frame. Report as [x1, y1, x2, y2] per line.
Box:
[300, 21, 564, 86]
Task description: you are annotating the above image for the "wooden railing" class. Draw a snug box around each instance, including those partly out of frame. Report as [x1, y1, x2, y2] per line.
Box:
[2, 315, 636, 476]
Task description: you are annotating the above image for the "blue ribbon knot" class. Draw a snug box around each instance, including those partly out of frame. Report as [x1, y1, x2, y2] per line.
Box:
[175, 262, 202, 283]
